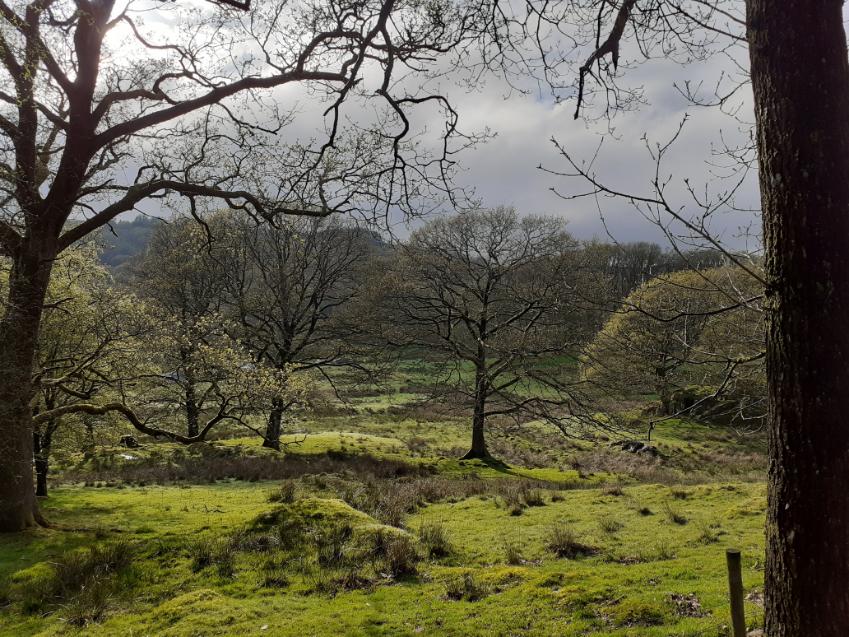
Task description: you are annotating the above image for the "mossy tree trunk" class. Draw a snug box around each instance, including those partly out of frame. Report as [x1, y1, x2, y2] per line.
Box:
[0, 234, 56, 530]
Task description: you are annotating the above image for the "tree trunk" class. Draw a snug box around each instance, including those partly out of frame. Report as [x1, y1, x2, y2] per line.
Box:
[748, 2, 849, 633]
[184, 374, 200, 439]
[33, 427, 53, 498]
[263, 399, 285, 451]
[462, 362, 489, 459]
[0, 238, 55, 531]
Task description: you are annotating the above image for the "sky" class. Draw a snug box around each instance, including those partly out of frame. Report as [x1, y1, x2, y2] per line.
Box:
[120, 0, 761, 253]
[431, 52, 760, 250]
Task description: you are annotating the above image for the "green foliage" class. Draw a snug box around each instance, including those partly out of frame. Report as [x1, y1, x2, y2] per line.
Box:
[582, 266, 765, 422]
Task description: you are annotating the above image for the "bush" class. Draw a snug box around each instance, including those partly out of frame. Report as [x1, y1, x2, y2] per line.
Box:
[59, 581, 112, 627]
[498, 484, 526, 516]
[314, 523, 354, 568]
[268, 480, 298, 503]
[598, 515, 624, 534]
[188, 538, 236, 577]
[651, 541, 675, 561]
[664, 502, 688, 525]
[502, 539, 525, 565]
[418, 520, 452, 558]
[522, 488, 546, 507]
[696, 521, 721, 544]
[262, 572, 290, 588]
[602, 483, 625, 497]
[377, 532, 419, 578]
[544, 523, 596, 559]
[444, 572, 488, 601]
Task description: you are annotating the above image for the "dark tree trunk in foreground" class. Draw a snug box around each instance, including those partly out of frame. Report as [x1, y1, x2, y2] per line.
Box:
[0, 238, 55, 530]
[748, 1, 849, 633]
[263, 399, 285, 451]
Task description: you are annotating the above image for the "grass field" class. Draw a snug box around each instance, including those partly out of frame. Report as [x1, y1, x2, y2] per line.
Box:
[0, 372, 767, 636]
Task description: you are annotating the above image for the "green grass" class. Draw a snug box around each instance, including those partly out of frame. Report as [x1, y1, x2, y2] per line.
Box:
[0, 480, 765, 636]
[2, 358, 769, 635]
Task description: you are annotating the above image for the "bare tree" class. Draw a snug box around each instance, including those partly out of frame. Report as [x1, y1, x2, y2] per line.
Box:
[219, 214, 376, 450]
[368, 207, 600, 460]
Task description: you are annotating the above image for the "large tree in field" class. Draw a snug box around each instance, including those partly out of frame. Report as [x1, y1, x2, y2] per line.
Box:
[220, 215, 375, 450]
[370, 207, 598, 460]
[129, 217, 292, 442]
[0, 0, 505, 531]
[583, 266, 765, 424]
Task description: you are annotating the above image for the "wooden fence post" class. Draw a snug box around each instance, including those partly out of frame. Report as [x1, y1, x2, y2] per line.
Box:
[726, 548, 746, 637]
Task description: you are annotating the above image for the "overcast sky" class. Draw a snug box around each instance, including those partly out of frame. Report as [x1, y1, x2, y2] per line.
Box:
[127, 1, 761, 253]
[432, 54, 760, 250]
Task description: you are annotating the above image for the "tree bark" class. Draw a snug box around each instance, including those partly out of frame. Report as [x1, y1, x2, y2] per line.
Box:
[185, 392, 200, 439]
[263, 399, 285, 451]
[183, 362, 200, 438]
[748, 1, 849, 633]
[0, 237, 55, 531]
[462, 362, 489, 459]
[33, 427, 53, 498]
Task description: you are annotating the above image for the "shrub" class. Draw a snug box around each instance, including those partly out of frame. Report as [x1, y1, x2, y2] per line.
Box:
[418, 520, 452, 558]
[274, 511, 308, 550]
[498, 484, 526, 516]
[268, 480, 298, 503]
[188, 538, 236, 577]
[502, 539, 525, 565]
[9, 541, 132, 622]
[598, 515, 624, 534]
[544, 523, 596, 558]
[444, 572, 488, 601]
[262, 572, 290, 588]
[59, 581, 112, 627]
[522, 488, 546, 507]
[381, 533, 419, 578]
[602, 483, 625, 497]
[664, 502, 688, 525]
[652, 541, 675, 561]
[696, 521, 721, 544]
[314, 523, 354, 568]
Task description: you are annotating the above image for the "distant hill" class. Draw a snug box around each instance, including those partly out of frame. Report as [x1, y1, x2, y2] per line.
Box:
[97, 216, 161, 271]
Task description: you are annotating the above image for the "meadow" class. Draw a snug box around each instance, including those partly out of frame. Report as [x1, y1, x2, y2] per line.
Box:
[0, 371, 767, 636]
